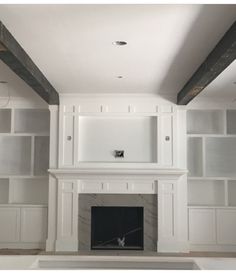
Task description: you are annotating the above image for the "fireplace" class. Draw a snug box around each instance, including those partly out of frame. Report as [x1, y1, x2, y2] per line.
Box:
[91, 206, 144, 250]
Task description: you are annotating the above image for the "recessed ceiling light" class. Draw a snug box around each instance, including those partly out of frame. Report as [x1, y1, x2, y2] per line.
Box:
[117, 76, 123, 79]
[113, 41, 127, 46]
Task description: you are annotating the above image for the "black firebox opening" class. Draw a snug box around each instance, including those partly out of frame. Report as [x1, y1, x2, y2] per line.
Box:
[91, 206, 144, 250]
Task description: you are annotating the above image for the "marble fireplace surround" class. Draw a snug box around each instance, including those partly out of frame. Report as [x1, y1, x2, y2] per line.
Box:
[49, 168, 188, 253]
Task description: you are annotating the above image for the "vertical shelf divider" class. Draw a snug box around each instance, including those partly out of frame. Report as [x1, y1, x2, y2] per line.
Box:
[225, 179, 229, 207]
[31, 136, 35, 176]
[10, 108, 15, 134]
[223, 109, 227, 136]
[8, 178, 14, 204]
[202, 136, 206, 177]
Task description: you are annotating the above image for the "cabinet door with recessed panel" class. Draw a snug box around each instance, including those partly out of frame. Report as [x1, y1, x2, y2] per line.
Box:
[161, 114, 174, 166]
[60, 111, 75, 167]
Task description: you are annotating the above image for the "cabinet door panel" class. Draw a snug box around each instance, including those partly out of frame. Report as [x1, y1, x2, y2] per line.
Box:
[161, 115, 173, 166]
[20, 207, 47, 243]
[0, 208, 20, 242]
[62, 115, 74, 166]
[189, 209, 216, 244]
[217, 209, 236, 245]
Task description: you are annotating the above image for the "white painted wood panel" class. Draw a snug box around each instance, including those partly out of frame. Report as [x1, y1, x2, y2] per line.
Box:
[130, 181, 156, 194]
[158, 180, 177, 241]
[56, 180, 78, 251]
[188, 208, 216, 244]
[217, 209, 236, 245]
[161, 115, 173, 166]
[105, 181, 128, 193]
[0, 207, 20, 242]
[20, 207, 47, 243]
[62, 115, 74, 166]
[133, 103, 158, 113]
[78, 103, 102, 113]
[78, 116, 157, 163]
[80, 180, 103, 193]
[104, 104, 129, 113]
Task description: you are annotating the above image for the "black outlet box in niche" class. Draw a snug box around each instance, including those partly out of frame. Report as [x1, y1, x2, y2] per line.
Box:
[114, 150, 124, 158]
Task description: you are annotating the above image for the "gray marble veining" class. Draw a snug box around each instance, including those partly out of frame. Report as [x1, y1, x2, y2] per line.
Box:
[78, 194, 157, 251]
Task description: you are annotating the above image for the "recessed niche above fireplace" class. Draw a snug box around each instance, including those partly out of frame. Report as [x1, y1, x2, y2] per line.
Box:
[78, 116, 157, 163]
[91, 206, 144, 250]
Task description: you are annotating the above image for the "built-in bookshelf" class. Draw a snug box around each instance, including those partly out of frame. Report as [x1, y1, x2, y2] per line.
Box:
[187, 109, 236, 208]
[0, 108, 49, 206]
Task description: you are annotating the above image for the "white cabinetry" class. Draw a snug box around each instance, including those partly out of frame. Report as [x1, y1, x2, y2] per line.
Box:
[187, 109, 236, 251]
[0, 206, 47, 247]
[59, 103, 176, 168]
[20, 207, 47, 243]
[217, 209, 236, 245]
[0, 108, 49, 249]
[189, 209, 216, 244]
[0, 207, 20, 242]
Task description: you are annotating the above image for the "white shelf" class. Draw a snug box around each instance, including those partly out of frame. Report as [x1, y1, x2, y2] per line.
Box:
[188, 134, 236, 137]
[0, 204, 47, 208]
[0, 109, 11, 133]
[0, 108, 49, 207]
[188, 179, 225, 206]
[187, 110, 224, 135]
[14, 109, 49, 134]
[187, 109, 236, 217]
[187, 137, 203, 177]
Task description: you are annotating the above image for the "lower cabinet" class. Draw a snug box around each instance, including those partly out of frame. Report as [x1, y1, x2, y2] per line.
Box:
[0, 206, 47, 247]
[20, 207, 47, 243]
[189, 208, 216, 244]
[0, 207, 20, 242]
[189, 208, 236, 249]
[217, 209, 236, 245]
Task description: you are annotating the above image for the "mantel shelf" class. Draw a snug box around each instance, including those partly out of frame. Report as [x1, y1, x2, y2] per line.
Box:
[49, 168, 187, 179]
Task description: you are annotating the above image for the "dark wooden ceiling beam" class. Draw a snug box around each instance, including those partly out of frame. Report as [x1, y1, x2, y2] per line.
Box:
[177, 21, 236, 105]
[0, 21, 59, 105]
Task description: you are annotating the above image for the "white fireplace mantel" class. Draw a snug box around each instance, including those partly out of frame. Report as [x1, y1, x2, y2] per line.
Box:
[49, 168, 187, 178]
[48, 168, 188, 253]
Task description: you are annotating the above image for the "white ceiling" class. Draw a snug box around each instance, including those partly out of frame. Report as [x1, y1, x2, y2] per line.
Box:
[0, 4, 235, 100]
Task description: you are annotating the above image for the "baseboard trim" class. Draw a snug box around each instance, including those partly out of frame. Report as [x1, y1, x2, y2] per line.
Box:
[0, 242, 45, 249]
[157, 240, 189, 253]
[55, 239, 78, 251]
[190, 244, 236, 252]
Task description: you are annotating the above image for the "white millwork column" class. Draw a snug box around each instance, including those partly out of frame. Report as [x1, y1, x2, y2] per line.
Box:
[157, 176, 188, 252]
[55, 179, 78, 251]
[157, 179, 178, 252]
[46, 105, 59, 251]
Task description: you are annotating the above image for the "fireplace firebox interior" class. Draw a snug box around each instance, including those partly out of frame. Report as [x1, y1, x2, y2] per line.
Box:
[91, 206, 144, 250]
